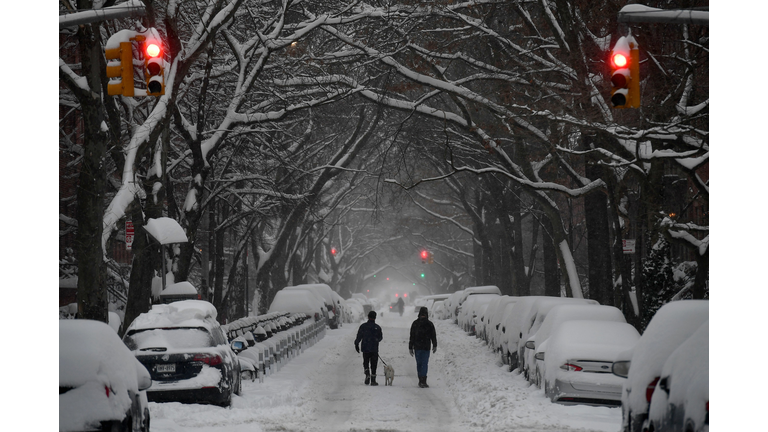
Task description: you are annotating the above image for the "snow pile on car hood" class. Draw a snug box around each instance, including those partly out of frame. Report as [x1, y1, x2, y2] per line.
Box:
[127, 300, 218, 330]
[59, 320, 141, 431]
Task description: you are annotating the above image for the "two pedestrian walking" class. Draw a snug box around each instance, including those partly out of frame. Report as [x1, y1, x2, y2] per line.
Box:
[354, 306, 437, 388]
[409, 306, 437, 388]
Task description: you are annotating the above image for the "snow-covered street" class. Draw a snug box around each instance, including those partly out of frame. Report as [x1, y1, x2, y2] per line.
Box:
[149, 309, 621, 432]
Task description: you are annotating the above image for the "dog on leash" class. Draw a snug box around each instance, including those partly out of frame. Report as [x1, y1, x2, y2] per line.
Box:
[383, 364, 395, 386]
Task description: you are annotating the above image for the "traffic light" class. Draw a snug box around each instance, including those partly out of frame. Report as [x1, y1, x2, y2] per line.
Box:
[428, 252, 434, 264]
[330, 247, 337, 256]
[609, 36, 640, 108]
[420, 273, 425, 278]
[421, 250, 428, 264]
[105, 42, 134, 96]
[144, 40, 165, 96]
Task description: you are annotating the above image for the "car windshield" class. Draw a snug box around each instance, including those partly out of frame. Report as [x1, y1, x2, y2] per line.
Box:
[124, 327, 214, 351]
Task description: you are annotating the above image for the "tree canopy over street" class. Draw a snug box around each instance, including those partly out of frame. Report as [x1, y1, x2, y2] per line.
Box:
[59, 0, 708, 331]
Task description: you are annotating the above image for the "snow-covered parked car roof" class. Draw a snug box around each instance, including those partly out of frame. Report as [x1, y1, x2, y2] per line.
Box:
[284, 283, 335, 307]
[269, 289, 325, 316]
[125, 300, 218, 330]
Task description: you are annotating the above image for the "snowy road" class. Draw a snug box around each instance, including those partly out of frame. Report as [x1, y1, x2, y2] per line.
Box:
[149, 309, 622, 432]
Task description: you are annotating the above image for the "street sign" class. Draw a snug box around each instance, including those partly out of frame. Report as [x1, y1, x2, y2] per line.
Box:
[126, 220, 134, 250]
[622, 239, 636, 254]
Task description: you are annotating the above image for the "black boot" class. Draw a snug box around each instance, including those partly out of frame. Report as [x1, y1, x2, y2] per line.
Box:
[418, 377, 426, 388]
[365, 370, 370, 385]
[423, 376, 429, 388]
[370, 375, 378, 386]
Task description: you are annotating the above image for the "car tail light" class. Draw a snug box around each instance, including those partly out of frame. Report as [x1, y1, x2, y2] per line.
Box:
[194, 353, 223, 366]
[646, 377, 660, 402]
[560, 363, 583, 372]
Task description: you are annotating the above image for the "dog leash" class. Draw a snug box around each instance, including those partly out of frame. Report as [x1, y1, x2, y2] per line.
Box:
[377, 353, 390, 367]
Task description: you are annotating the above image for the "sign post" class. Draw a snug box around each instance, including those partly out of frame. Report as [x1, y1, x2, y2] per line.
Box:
[622, 239, 636, 254]
[125, 221, 135, 250]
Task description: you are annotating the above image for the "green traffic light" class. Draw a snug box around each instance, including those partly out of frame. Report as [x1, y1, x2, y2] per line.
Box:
[420, 273, 425, 278]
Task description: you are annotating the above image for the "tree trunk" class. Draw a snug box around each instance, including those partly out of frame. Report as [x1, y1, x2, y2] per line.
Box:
[509, 188, 527, 296]
[121, 205, 158, 336]
[541, 216, 560, 297]
[74, 13, 108, 322]
[213, 201, 227, 322]
[584, 160, 613, 305]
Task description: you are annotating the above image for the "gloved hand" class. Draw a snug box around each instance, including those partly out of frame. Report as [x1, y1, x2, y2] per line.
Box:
[432, 346, 437, 354]
[409, 348, 414, 357]
[355, 345, 360, 353]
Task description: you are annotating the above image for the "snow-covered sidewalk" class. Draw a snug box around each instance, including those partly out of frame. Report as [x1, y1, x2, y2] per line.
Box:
[149, 309, 621, 432]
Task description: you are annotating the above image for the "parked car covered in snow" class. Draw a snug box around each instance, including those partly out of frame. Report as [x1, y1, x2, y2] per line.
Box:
[281, 285, 338, 327]
[269, 289, 328, 323]
[60, 319, 152, 432]
[458, 293, 500, 335]
[516, 296, 599, 378]
[542, 320, 640, 406]
[123, 300, 242, 407]
[432, 300, 448, 320]
[646, 320, 708, 432]
[455, 286, 501, 319]
[444, 289, 466, 321]
[344, 298, 365, 323]
[525, 304, 626, 387]
[614, 300, 709, 432]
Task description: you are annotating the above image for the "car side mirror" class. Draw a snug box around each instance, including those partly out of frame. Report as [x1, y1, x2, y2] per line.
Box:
[135, 360, 152, 391]
[231, 340, 246, 353]
[612, 360, 631, 378]
[534, 352, 544, 361]
[659, 377, 670, 394]
[525, 341, 535, 350]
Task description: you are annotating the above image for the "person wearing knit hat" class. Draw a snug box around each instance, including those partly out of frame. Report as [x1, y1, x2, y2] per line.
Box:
[409, 306, 437, 388]
[354, 310, 383, 385]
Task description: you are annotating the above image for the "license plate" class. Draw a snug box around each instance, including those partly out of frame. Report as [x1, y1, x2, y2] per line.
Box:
[156, 363, 176, 373]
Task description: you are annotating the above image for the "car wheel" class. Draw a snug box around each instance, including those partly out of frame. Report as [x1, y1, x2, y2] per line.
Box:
[104, 415, 131, 432]
[141, 408, 150, 432]
[220, 390, 233, 407]
[234, 372, 243, 396]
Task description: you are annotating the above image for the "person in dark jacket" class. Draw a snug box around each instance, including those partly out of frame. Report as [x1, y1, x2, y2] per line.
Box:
[409, 306, 437, 388]
[354, 310, 383, 385]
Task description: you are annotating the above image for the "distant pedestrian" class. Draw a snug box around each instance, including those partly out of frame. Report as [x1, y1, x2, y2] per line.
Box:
[409, 306, 437, 388]
[396, 296, 405, 316]
[354, 310, 383, 386]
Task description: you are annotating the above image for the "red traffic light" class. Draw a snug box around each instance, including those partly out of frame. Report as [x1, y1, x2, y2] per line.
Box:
[146, 43, 162, 58]
[420, 250, 428, 260]
[330, 247, 337, 256]
[611, 53, 628, 69]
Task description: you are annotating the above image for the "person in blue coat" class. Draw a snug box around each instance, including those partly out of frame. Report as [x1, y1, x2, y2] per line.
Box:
[354, 310, 383, 385]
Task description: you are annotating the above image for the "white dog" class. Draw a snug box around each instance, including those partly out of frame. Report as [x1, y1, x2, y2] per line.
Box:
[383, 364, 395, 386]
